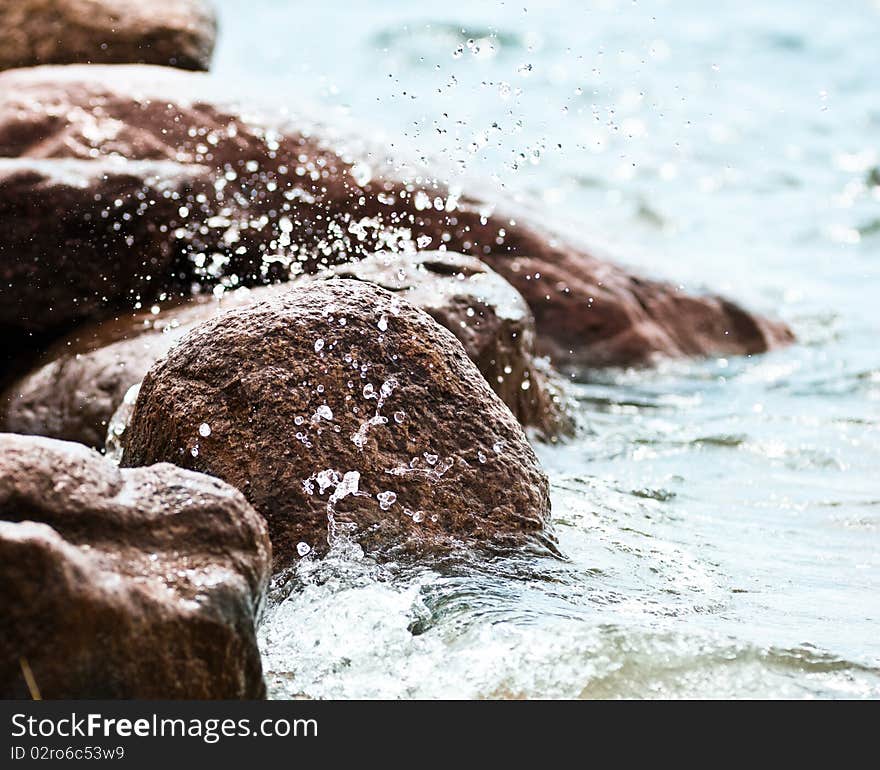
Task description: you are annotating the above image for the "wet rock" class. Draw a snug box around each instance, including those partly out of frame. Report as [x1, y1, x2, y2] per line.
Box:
[303, 251, 573, 439]
[0, 64, 793, 365]
[0, 433, 270, 699]
[0, 0, 216, 72]
[0, 156, 211, 334]
[2, 253, 576, 449]
[481, 245, 796, 368]
[121, 281, 551, 566]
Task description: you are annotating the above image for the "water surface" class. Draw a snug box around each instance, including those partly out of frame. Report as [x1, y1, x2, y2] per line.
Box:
[213, 0, 880, 698]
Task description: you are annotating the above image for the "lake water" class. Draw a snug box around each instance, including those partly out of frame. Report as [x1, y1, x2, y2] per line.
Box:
[212, 0, 880, 698]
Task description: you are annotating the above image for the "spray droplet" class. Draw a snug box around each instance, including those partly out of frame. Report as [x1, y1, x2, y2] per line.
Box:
[296, 542, 311, 557]
[377, 491, 398, 510]
[350, 162, 372, 186]
[314, 338, 325, 353]
[198, 423, 211, 437]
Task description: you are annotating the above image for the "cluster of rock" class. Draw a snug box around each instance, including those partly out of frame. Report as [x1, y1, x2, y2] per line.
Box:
[0, 0, 793, 699]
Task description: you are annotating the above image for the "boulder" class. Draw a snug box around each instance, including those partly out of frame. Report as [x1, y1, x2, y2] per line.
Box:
[0, 64, 793, 366]
[120, 281, 551, 566]
[0, 0, 216, 72]
[303, 251, 573, 439]
[3, 252, 575, 449]
[0, 433, 270, 699]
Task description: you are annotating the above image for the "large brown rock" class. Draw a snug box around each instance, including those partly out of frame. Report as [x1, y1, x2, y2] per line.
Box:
[121, 281, 551, 566]
[0, 0, 217, 72]
[2, 253, 574, 449]
[0, 64, 793, 366]
[303, 251, 573, 439]
[0, 433, 270, 699]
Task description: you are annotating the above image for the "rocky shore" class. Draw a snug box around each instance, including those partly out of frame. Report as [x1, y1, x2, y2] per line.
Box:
[0, 0, 793, 698]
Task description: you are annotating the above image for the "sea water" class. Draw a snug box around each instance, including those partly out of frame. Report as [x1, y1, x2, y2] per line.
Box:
[213, 0, 880, 698]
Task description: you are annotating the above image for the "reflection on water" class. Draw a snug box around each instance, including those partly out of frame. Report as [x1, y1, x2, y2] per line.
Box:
[214, 0, 880, 698]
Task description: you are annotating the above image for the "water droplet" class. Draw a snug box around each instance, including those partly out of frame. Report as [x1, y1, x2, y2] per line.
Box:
[393, 411, 406, 424]
[198, 423, 211, 437]
[314, 404, 333, 421]
[350, 162, 372, 186]
[377, 491, 398, 510]
[377, 314, 388, 332]
[412, 511, 424, 523]
[424, 453, 438, 465]
[314, 338, 325, 353]
[296, 542, 311, 557]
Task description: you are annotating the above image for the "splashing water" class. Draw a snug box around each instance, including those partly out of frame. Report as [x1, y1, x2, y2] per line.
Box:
[217, 0, 880, 698]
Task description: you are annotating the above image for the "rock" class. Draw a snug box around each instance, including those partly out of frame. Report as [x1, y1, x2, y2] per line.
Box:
[0, 64, 793, 366]
[0, 156, 211, 334]
[0, 433, 270, 699]
[120, 281, 551, 566]
[303, 251, 574, 439]
[480, 245, 796, 368]
[3, 253, 576, 449]
[0, 0, 216, 72]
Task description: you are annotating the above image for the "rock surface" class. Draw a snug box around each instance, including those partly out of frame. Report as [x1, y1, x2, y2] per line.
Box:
[0, 433, 270, 699]
[1, 289, 271, 449]
[0, 0, 216, 72]
[0, 64, 793, 365]
[0, 156, 210, 334]
[121, 281, 551, 566]
[304, 251, 573, 438]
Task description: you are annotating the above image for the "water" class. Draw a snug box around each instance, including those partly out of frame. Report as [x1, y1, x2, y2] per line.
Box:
[212, 0, 880, 698]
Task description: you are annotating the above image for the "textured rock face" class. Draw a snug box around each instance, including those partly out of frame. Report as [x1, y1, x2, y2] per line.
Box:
[0, 64, 793, 365]
[304, 251, 574, 439]
[0, 0, 217, 72]
[0, 433, 270, 699]
[121, 281, 551, 566]
[0, 157, 210, 334]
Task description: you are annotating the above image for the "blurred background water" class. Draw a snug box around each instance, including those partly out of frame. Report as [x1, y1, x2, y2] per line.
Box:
[213, 0, 880, 698]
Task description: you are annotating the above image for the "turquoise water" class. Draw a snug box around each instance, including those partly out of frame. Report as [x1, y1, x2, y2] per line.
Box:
[213, 0, 880, 698]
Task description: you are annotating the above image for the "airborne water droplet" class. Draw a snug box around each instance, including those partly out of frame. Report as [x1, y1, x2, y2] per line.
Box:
[199, 423, 211, 437]
[350, 162, 372, 186]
